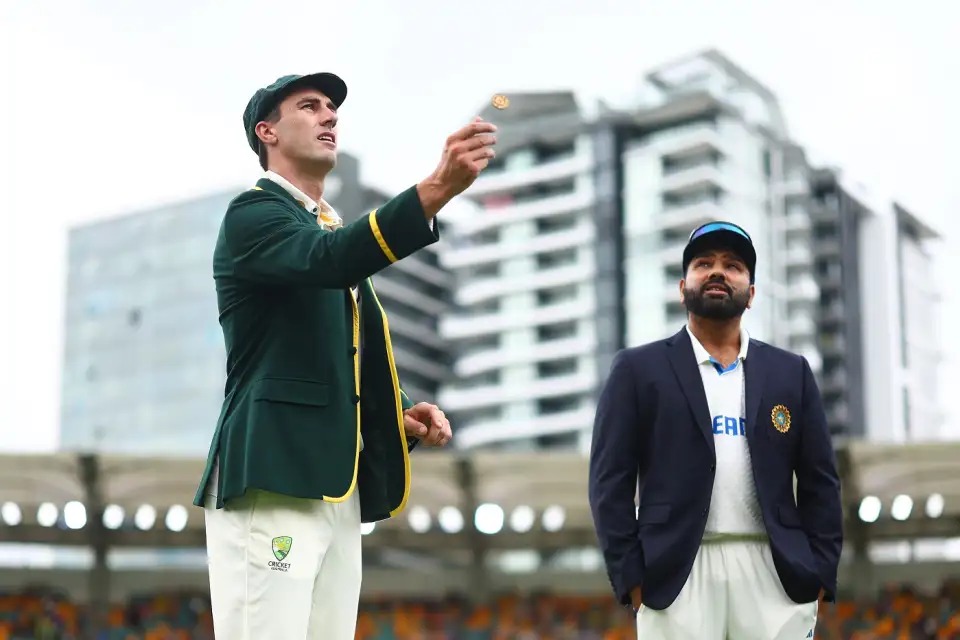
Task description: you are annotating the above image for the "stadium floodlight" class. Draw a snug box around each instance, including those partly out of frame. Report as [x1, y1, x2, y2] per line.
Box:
[102, 504, 125, 530]
[438, 506, 464, 533]
[858, 496, 882, 523]
[360, 522, 376, 536]
[63, 501, 87, 530]
[926, 493, 945, 519]
[891, 495, 913, 521]
[407, 505, 431, 533]
[474, 503, 504, 535]
[542, 505, 566, 532]
[1, 502, 21, 526]
[509, 505, 535, 533]
[165, 505, 188, 532]
[134, 504, 156, 530]
[37, 503, 58, 528]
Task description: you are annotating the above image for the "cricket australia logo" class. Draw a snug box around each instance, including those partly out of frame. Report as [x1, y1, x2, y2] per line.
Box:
[269, 536, 293, 572]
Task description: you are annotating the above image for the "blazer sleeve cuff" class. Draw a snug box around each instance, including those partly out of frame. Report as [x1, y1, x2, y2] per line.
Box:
[367, 186, 439, 264]
[614, 542, 644, 606]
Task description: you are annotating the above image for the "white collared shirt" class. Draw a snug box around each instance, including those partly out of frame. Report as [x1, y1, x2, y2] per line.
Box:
[686, 324, 765, 537]
[264, 170, 343, 228]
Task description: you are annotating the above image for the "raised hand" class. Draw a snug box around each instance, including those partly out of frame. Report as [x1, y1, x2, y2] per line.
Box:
[417, 117, 497, 218]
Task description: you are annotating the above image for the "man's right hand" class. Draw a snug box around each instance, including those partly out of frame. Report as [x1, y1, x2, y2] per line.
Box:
[630, 586, 643, 610]
[417, 117, 497, 218]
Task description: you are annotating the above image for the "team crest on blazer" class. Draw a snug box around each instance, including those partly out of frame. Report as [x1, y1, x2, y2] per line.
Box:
[771, 405, 791, 434]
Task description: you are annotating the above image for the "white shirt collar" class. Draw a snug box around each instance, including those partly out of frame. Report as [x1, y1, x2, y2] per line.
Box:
[264, 170, 342, 228]
[686, 324, 750, 365]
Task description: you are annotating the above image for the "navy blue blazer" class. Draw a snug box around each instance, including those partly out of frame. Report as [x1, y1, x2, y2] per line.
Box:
[588, 327, 843, 611]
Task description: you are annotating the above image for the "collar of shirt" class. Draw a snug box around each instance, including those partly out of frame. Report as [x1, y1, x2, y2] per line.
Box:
[686, 324, 750, 366]
[264, 170, 343, 229]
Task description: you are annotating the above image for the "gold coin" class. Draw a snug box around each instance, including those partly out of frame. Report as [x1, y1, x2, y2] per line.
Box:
[491, 94, 510, 110]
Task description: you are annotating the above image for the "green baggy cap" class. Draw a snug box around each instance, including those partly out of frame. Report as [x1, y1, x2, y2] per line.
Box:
[242, 72, 347, 154]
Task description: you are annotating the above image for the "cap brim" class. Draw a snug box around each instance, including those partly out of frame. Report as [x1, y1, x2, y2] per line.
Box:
[685, 230, 756, 267]
[286, 72, 348, 108]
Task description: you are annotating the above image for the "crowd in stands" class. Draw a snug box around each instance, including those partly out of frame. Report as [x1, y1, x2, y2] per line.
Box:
[1, 581, 958, 639]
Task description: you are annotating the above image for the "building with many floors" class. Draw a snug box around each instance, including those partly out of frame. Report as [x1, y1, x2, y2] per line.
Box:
[59, 152, 452, 454]
[436, 49, 942, 451]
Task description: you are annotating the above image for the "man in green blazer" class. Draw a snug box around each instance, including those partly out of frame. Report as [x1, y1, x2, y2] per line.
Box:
[192, 71, 497, 640]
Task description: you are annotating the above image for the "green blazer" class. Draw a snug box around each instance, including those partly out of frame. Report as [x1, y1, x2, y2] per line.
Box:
[192, 178, 439, 523]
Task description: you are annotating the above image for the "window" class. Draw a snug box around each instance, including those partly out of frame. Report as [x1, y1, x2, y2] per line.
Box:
[537, 358, 578, 378]
[537, 321, 578, 342]
[537, 396, 580, 415]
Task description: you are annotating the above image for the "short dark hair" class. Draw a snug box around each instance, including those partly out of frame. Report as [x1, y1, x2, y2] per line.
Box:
[257, 105, 282, 171]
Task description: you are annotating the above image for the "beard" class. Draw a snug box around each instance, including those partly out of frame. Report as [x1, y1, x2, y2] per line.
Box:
[683, 282, 750, 320]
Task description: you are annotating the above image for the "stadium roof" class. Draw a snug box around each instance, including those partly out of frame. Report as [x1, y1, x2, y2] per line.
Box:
[0, 442, 957, 550]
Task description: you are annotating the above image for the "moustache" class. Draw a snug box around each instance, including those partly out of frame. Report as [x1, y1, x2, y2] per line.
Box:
[700, 279, 732, 295]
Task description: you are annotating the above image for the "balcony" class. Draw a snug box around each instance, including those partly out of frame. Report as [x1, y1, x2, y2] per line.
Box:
[818, 301, 845, 326]
[656, 125, 727, 161]
[455, 260, 596, 306]
[454, 334, 597, 378]
[661, 164, 727, 198]
[784, 212, 810, 234]
[454, 406, 596, 449]
[656, 200, 725, 233]
[786, 277, 819, 302]
[392, 344, 450, 382]
[787, 313, 817, 337]
[657, 241, 687, 264]
[372, 277, 446, 316]
[384, 313, 442, 348]
[814, 237, 842, 257]
[785, 245, 813, 267]
[441, 223, 594, 269]
[466, 152, 592, 199]
[438, 370, 597, 413]
[441, 296, 596, 340]
[386, 256, 453, 289]
[456, 188, 595, 236]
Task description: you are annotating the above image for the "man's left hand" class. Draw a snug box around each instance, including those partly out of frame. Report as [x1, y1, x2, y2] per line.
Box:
[404, 402, 452, 447]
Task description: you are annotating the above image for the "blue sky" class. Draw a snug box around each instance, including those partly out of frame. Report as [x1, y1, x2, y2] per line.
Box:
[1, 0, 957, 450]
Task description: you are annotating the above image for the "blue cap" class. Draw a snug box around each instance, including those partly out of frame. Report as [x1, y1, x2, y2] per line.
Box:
[682, 221, 756, 283]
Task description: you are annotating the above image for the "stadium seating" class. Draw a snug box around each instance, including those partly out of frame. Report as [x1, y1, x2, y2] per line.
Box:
[0, 581, 958, 639]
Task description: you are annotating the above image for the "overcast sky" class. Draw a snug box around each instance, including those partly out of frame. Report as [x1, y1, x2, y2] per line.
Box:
[1, 0, 958, 452]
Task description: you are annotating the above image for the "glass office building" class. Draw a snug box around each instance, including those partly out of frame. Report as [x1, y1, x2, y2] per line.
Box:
[60, 153, 452, 455]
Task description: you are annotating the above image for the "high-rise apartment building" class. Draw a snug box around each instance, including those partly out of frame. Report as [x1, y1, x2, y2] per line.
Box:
[437, 92, 599, 452]
[60, 153, 451, 454]
[437, 49, 942, 451]
[805, 169, 942, 441]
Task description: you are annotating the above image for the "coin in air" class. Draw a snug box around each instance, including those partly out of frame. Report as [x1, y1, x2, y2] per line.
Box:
[491, 94, 510, 110]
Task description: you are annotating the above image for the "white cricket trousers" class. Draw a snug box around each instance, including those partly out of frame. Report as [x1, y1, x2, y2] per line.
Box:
[203, 488, 362, 640]
[636, 540, 818, 640]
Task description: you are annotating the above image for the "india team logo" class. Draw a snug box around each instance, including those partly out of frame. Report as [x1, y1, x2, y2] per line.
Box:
[272, 536, 293, 562]
[771, 405, 791, 434]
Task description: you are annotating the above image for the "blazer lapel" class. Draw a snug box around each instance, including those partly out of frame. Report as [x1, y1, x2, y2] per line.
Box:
[666, 328, 715, 457]
[743, 340, 764, 442]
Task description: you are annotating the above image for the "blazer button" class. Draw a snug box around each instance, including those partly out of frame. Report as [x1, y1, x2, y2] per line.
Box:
[710, 464, 716, 472]
[352, 395, 360, 404]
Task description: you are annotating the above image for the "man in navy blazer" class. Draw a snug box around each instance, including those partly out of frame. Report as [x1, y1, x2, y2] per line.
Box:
[588, 221, 843, 639]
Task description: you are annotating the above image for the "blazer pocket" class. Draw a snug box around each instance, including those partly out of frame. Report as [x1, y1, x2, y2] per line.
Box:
[637, 504, 671, 525]
[253, 378, 330, 407]
[778, 505, 803, 528]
